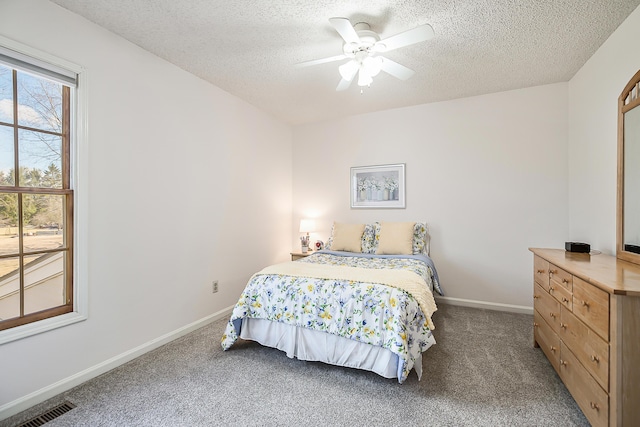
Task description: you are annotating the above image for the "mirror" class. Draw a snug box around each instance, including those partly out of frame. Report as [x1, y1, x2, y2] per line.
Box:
[617, 69, 640, 264]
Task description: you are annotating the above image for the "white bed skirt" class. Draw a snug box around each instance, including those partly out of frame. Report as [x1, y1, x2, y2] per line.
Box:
[240, 317, 423, 381]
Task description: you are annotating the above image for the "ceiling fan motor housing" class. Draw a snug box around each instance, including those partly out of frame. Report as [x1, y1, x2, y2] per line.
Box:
[343, 22, 381, 57]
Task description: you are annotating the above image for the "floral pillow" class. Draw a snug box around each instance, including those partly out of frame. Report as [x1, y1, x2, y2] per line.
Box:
[413, 222, 428, 255]
[325, 223, 335, 250]
[361, 223, 379, 254]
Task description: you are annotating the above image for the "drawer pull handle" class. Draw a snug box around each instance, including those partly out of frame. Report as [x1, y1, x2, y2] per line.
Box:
[549, 269, 558, 275]
[582, 300, 590, 308]
[590, 402, 600, 411]
[533, 322, 539, 327]
[550, 346, 557, 352]
[533, 295, 539, 299]
[549, 286, 555, 293]
[536, 269, 545, 274]
[550, 312, 557, 318]
[562, 297, 569, 303]
[562, 278, 569, 284]
[560, 359, 567, 366]
[591, 355, 600, 363]
[560, 322, 567, 329]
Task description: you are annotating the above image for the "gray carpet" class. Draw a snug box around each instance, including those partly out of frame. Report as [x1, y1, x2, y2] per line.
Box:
[3, 304, 589, 426]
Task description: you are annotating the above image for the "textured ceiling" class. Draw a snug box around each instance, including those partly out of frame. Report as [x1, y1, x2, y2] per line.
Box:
[50, 0, 640, 125]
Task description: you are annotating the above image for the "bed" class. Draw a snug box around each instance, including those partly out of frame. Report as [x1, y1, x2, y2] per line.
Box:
[221, 221, 443, 383]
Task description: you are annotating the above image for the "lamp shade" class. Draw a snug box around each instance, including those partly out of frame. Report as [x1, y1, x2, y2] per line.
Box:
[299, 219, 316, 234]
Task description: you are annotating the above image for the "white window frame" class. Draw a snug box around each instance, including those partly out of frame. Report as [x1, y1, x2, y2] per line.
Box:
[0, 35, 88, 345]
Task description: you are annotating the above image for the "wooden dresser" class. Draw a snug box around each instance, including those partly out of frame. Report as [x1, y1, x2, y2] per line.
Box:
[530, 248, 640, 427]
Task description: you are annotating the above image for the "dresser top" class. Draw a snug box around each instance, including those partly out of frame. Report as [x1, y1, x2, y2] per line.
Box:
[530, 248, 640, 296]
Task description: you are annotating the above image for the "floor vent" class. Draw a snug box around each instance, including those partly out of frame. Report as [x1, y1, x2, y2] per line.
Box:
[17, 401, 76, 427]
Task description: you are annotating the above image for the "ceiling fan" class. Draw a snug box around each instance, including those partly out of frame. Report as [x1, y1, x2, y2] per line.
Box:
[297, 17, 435, 92]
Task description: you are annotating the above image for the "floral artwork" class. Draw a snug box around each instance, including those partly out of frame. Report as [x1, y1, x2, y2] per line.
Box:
[351, 164, 405, 208]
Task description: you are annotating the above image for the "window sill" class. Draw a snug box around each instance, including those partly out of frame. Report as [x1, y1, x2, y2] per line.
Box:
[0, 311, 87, 345]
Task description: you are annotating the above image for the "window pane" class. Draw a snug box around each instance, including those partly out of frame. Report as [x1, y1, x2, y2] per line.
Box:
[0, 64, 12, 124]
[0, 125, 15, 185]
[0, 256, 20, 321]
[24, 252, 65, 316]
[0, 192, 18, 256]
[22, 193, 64, 253]
[18, 129, 62, 188]
[16, 71, 62, 133]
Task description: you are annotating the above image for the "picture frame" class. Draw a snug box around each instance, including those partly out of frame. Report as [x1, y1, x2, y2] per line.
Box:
[350, 163, 405, 209]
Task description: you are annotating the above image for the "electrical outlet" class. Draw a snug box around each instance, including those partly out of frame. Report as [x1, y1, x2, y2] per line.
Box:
[212, 280, 219, 293]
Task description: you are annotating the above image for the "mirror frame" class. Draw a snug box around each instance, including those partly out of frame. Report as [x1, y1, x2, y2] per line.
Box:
[617, 68, 640, 265]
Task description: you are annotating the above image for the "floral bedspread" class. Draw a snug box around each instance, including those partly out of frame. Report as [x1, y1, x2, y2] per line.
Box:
[299, 251, 442, 295]
[221, 252, 439, 383]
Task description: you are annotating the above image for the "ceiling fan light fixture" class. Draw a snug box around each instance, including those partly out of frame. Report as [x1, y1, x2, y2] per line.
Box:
[339, 60, 359, 81]
[357, 67, 373, 87]
[362, 56, 383, 77]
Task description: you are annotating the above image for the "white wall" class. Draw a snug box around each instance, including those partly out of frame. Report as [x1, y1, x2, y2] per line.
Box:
[0, 0, 292, 412]
[293, 83, 569, 308]
[567, 4, 640, 254]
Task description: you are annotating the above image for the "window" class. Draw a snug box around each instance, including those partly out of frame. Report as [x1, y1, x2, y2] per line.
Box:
[0, 43, 78, 335]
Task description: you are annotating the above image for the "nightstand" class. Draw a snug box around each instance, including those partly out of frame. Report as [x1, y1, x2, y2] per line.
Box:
[290, 251, 311, 261]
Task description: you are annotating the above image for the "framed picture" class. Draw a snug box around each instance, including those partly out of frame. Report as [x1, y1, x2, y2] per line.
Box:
[351, 163, 405, 209]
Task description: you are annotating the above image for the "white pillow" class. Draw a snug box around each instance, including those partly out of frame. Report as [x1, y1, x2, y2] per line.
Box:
[376, 221, 416, 255]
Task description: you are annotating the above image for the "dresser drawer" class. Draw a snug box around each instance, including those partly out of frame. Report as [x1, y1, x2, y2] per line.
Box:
[549, 264, 573, 292]
[559, 307, 609, 391]
[534, 310, 560, 373]
[534, 256, 550, 290]
[534, 283, 561, 333]
[572, 277, 609, 341]
[559, 343, 609, 427]
[548, 280, 573, 311]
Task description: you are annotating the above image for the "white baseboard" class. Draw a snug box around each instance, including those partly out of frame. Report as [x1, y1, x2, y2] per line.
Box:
[0, 305, 235, 422]
[436, 296, 533, 315]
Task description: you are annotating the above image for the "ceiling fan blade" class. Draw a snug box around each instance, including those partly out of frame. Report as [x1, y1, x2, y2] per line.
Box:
[329, 17, 360, 44]
[295, 54, 348, 68]
[380, 57, 415, 80]
[375, 24, 434, 52]
[336, 77, 354, 91]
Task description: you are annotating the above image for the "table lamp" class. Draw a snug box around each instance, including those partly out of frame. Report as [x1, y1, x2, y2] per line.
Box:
[299, 219, 315, 253]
